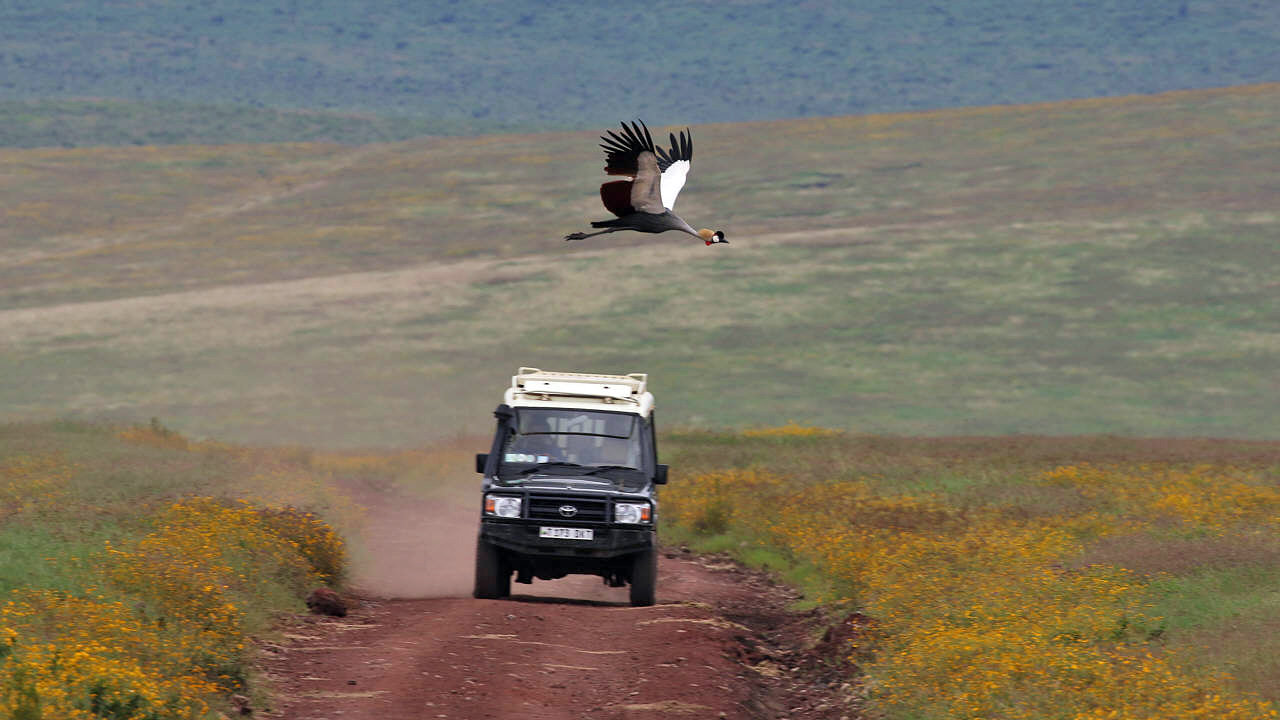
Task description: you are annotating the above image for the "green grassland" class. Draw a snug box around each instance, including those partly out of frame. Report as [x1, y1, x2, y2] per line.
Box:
[0, 420, 356, 715]
[0, 419, 351, 602]
[2, 85, 1278, 446]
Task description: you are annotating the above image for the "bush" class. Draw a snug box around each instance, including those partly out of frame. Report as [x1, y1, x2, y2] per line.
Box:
[0, 425, 350, 719]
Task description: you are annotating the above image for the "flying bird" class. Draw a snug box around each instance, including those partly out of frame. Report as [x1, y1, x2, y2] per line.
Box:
[564, 120, 726, 246]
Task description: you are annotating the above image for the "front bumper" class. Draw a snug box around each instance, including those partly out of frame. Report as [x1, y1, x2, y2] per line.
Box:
[480, 519, 654, 559]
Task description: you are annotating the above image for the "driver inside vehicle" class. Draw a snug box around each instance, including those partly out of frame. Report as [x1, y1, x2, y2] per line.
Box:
[506, 433, 564, 463]
[590, 437, 634, 466]
[506, 434, 636, 467]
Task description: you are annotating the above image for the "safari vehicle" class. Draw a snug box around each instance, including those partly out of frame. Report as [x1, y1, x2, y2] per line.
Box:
[473, 367, 668, 606]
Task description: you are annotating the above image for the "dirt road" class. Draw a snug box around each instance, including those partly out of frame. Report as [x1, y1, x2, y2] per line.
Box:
[257, 482, 859, 720]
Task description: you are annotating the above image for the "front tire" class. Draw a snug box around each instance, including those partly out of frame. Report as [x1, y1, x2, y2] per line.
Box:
[473, 538, 510, 599]
[629, 547, 657, 607]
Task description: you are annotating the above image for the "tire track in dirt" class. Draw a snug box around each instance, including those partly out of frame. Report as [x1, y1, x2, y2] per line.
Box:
[260, 558, 858, 720]
[258, 483, 861, 719]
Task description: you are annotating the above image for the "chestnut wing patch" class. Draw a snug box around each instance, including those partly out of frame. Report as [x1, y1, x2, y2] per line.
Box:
[600, 180, 635, 217]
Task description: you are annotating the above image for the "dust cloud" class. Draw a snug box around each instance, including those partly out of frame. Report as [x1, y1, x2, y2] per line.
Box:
[348, 494, 478, 599]
[331, 439, 632, 603]
[336, 443, 483, 599]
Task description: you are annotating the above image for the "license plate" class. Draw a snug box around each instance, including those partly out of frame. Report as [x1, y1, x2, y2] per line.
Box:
[539, 526, 593, 540]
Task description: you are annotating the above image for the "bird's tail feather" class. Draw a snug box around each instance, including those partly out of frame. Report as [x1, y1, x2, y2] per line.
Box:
[590, 218, 622, 229]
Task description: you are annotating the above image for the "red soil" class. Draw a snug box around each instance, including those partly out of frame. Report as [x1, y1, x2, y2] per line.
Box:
[259, 552, 859, 720]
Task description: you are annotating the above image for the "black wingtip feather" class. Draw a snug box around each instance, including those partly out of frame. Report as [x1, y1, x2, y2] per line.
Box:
[638, 120, 655, 151]
[598, 119, 687, 173]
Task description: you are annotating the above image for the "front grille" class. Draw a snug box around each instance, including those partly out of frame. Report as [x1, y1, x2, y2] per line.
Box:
[527, 494, 608, 523]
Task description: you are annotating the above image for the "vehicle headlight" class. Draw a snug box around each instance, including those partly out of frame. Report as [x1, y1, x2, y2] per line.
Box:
[614, 502, 651, 524]
[485, 495, 522, 518]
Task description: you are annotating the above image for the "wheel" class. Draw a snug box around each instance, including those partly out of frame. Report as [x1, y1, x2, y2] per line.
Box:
[629, 547, 657, 607]
[473, 538, 510, 599]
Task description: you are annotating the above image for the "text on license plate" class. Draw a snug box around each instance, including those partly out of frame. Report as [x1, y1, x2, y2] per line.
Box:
[539, 526, 593, 540]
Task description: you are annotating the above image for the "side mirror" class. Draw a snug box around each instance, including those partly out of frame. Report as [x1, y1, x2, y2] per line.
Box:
[654, 464, 669, 485]
[475, 453, 489, 474]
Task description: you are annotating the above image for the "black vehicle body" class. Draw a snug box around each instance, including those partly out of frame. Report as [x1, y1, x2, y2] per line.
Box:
[474, 403, 667, 606]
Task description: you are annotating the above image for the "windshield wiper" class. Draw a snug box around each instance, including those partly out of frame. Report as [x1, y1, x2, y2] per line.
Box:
[586, 465, 642, 474]
[512, 461, 589, 477]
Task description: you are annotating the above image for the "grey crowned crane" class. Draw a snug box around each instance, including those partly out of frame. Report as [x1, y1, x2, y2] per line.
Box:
[564, 120, 726, 246]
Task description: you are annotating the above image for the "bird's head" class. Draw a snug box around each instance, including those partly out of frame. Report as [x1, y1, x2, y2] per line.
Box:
[699, 229, 728, 246]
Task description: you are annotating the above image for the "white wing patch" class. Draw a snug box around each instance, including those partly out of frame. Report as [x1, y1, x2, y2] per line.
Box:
[660, 159, 690, 210]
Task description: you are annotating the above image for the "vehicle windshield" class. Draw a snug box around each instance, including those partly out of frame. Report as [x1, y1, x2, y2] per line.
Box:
[497, 408, 645, 483]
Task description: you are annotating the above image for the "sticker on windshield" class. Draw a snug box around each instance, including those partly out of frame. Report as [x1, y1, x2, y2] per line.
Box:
[504, 453, 551, 463]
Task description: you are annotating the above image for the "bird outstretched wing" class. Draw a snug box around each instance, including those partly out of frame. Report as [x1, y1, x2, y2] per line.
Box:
[598, 120, 693, 211]
[600, 120, 659, 175]
[655, 129, 692, 210]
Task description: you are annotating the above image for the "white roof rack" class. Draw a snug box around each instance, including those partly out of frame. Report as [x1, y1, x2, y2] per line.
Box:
[506, 367, 653, 415]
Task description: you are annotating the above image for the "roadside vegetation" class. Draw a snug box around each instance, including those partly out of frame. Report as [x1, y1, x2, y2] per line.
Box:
[0, 420, 352, 719]
[5, 419, 1279, 718]
[661, 428, 1280, 719]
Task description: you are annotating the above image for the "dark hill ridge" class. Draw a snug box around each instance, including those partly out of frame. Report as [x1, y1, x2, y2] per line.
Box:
[2, 0, 1279, 146]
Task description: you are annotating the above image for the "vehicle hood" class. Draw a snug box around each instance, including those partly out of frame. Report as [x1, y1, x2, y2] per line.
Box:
[513, 475, 646, 493]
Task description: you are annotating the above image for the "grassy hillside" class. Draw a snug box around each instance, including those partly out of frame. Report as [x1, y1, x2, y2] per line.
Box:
[0, 100, 451, 149]
[1, 86, 1278, 445]
[2, 1, 1279, 145]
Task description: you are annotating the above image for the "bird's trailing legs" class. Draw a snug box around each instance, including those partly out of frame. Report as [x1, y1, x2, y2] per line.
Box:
[564, 227, 624, 241]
